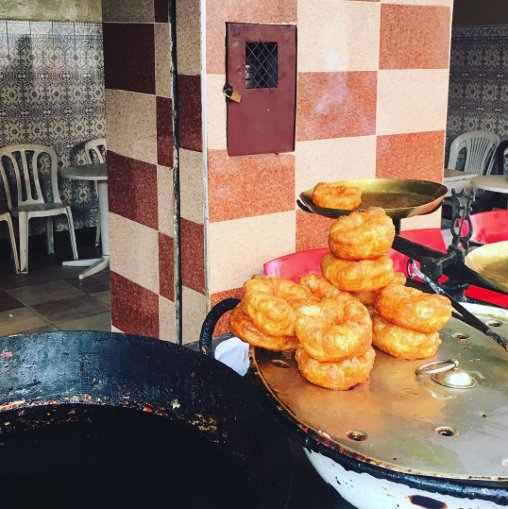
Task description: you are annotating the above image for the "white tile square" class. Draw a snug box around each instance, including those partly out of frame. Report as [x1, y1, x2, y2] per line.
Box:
[298, 0, 380, 72]
[377, 69, 450, 135]
[109, 213, 159, 293]
[181, 286, 208, 344]
[295, 136, 377, 199]
[207, 211, 296, 293]
[179, 149, 205, 224]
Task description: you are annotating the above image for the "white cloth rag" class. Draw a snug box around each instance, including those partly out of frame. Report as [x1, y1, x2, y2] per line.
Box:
[214, 336, 250, 376]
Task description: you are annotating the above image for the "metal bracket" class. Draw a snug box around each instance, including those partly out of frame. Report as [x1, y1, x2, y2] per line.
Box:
[449, 188, 475, 252]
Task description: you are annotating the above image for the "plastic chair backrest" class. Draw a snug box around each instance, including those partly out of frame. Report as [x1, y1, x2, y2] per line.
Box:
[0, 144, 60, 209]
[457, 211, 508, 244]
[470, 210, 508, 244]
[263, 248, 327, 282]
[389, 229, 447, 274]
[447, 131, 500, 176]
[263, 230, 447, 281]
[263, 230, 508, 307]
[84, 138, 107, 164]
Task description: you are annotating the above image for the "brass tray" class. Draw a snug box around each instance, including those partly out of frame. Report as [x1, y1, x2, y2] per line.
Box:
[299, 179, 448, 220]
[465, 241, 508, 294]
[251, 303, 508, 481]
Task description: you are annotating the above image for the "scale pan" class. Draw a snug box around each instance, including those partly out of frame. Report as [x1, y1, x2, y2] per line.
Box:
[465, 241, 508, 294]
[299, 179, 448, 220]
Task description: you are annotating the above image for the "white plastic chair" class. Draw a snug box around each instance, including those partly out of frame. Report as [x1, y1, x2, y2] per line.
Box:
[0, 144, 78, 273]
[84, 138, 106, 247]
[0, 212, 20, 274]
[447, 131, 500, 175]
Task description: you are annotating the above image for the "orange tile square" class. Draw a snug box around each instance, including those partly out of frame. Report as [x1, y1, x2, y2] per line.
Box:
[206, 0, 297, 73]
[296, 72, 377, 141]
[380, 5, 451, 69]
[376, 131, 445, 182]
[296, 210, 335, 251]
[208, 150, 295, 222]
[210, 288, 243, 336]
[181, 218, 205, 293]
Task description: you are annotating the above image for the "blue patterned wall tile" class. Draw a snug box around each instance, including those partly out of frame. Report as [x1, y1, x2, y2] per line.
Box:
[446, 24, 508, 172]
[0, 20, 105, 239]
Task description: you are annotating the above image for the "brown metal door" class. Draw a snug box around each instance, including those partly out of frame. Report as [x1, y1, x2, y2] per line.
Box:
[226, 23, 296, 157]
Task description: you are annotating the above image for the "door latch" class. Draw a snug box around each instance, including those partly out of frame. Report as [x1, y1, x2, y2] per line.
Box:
[223, 84, 241, 103]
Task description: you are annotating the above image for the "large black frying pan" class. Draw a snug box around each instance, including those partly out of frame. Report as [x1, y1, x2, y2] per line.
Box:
[0, 331, 292, 509]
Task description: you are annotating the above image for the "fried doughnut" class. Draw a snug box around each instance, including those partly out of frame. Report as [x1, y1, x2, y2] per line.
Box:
[328, 207, 395, 260]
[243, 276, 310, 337]
[353, 272, 406, 306]
[321, 252, 394, 292]
[312, 182, 362, 210]
[295, 346, 376, 391]
[376, 284, 452, 333]
[295, 298, 372, 362]
[230, 304, 299, 351]
[298, 274, 353, 302]
[372, 315, 441, 360]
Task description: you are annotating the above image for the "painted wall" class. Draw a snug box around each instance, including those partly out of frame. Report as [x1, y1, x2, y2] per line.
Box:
[453, 0, 508, 26]
[0, 0, 102, 23]
[102, 0, 176, 341]
[198, 0, 453, 336]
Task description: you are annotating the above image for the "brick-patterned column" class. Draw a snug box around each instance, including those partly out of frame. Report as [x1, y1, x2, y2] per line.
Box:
[175, 0, 207, 343]
[102, 0, 176, 340]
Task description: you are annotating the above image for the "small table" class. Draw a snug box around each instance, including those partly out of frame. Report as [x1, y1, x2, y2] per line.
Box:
[443, 169, 476, 196]
[472, 174, 508, 194]
[60, 163, 109, 280]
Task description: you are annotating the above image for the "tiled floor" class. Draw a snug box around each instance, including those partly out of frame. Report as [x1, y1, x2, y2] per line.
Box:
[0, 248, 111, 337]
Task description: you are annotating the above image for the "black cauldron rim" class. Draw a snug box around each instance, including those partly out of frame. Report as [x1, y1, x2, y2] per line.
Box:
[0, 330, 293, 509]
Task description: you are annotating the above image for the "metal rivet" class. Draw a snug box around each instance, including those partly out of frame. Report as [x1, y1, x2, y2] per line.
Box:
[502, 459, 508, 468]
[435, 426, 458, 437]
[486, 320, 502, 328]
[452, 332, 469, 340]
[346, 430, 368, 442]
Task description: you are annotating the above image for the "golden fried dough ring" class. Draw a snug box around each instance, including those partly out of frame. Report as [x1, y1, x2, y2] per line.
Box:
[312, 182, 362, 210]
[230, 304, 299, 351]
[321, 252, 394, 292]
[372, 315, 441, 360]
[295, 346, 376, 391]
[295, 298, 372, 362]
[328, 207, 395, 260]
[376, 284, 452, 333]
[298, 274, 353, 302]
[243, 276, 310, 337]
[353, 272, 406, 306]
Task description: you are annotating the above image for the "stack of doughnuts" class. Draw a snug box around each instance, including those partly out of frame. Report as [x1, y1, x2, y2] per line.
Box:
[372, 284, 452, 360]
[294, 274, 376, 390]
[229, 205, 452, 391]
[321, 207, 396, 293]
